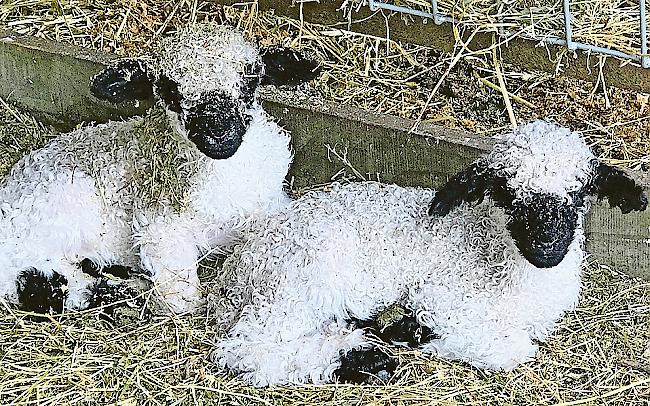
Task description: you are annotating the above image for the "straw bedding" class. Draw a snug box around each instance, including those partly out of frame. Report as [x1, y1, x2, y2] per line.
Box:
[126, 104, 200, 211]
[0, 1, 649, 169]
[0, 2, 649, 404]
[344, 0, 647, 58]
[0, 98, 55, 175]
[0, 102, 649, 405]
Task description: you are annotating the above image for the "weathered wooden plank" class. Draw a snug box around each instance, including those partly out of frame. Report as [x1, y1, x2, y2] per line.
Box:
[0, 31, 151, 129]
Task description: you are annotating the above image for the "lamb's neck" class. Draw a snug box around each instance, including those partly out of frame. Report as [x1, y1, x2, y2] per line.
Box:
[188, 106, 290, 222]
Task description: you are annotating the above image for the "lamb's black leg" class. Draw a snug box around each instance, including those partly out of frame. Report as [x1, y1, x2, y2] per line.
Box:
[377, 315, 440, 347]
[335, 307, 440, 384]
[78, 259, 149, 323]
[16, 268, 68, 315]
[80, 258, 135, 279]
[333, 348, 397, 384]
[352, 306, 440, 348]
[85, 279, 146, 323]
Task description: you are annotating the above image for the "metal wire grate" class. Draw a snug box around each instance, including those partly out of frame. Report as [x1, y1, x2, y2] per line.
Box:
[368, 0, 650, 68]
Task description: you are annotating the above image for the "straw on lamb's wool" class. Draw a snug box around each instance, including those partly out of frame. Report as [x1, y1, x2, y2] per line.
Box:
[210, 121, 647, 386]
[0, 24, 320, 314]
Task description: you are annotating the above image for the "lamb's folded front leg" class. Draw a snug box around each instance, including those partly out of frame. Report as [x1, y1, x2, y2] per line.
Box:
[136, 214, 203, 313]
[420, 324, 537, 370]
[215, 300, 380, 386]
[409, 286, 537, 370]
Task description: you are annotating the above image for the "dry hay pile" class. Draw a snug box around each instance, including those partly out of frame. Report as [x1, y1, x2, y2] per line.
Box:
[0, 0, 219, 56]
[1, 257, 649, 404]
[343, 0, 647, 59]
[1, 1, 649, 169]
[3, 0, 646, 60]
[0, 97, 55, 174]
[0, 86, 649, 405]
[124, 104, 201, 211]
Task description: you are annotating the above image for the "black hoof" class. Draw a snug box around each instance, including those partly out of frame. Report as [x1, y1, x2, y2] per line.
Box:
[333, 348, 397, 384]
[16, 268, 68, 315]
[352, 305, 440, 348]
[86, 279, 145, 324]
[80, 259, 135, 279]
[377, 315, 440, 347]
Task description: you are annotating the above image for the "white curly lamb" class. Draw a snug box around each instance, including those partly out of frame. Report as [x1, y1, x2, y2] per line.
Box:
[210, 121, 647, 386]
[0, 24, 320, 314]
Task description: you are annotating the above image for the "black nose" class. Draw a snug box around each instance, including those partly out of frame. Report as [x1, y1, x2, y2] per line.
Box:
[522, 249, 565, 268]
[184, 92, 251, 160]
[186, 113, 248, 159]
[528, 255, 563, 268]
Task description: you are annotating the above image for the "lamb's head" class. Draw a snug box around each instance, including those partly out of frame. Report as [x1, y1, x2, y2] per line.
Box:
[429, 121, 648, 268]
[90, 24, 320, 159]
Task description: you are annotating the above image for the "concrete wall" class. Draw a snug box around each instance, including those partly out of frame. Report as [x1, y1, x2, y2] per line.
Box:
[1, 30, 648, 279]
[0, 30, 151, 129]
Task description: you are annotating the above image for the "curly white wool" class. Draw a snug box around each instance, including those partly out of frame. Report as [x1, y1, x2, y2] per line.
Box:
[488, 120, 595, 200]
[210, 122, 591, 386]
[0, 26, 293, 313]
[155, 24, 259, 105]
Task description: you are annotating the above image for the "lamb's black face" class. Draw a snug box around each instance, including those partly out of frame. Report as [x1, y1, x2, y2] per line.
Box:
[91, 45, 321, 159]
[485, 175, 587, 268]
[429, 141, 648, 271]
[504, 193, 584, 268]
[241, 62, 263, 107]
[156, 75, 254, 160]
[184, 91, 252, 160]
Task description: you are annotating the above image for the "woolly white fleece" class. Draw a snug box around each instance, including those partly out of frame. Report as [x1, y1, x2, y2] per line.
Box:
[154, 24, 260, 106]
[0, 25, 293, 313]
[211, 122, 590, 385]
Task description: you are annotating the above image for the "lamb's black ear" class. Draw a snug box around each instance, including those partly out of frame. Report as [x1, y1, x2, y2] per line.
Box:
[429, 160, 494, 217]
[590, 162, 648, 214]
[260, 47, 321, 87]
[91, 59, 153, 104]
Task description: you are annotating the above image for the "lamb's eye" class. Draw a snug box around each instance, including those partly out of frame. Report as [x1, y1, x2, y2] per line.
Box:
[491, 181, 515, 207]
[156, 74, 182, 113]
[240, 74, 261, 106]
